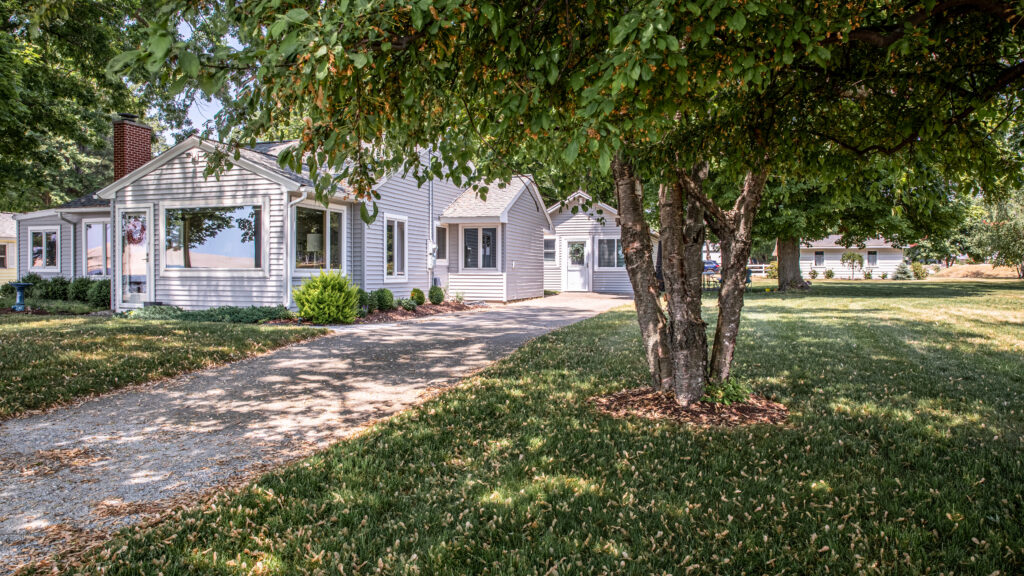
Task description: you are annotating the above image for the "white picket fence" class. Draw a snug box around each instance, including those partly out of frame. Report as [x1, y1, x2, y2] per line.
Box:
[747, 264, 769, 277]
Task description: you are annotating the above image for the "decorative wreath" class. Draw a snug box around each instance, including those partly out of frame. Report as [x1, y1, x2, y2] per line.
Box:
[569, 243, 586, 262]
[124, 217, 146, 246]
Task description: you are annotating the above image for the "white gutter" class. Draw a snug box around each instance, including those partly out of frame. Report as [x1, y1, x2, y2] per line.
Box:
[284, 188, 309, 306]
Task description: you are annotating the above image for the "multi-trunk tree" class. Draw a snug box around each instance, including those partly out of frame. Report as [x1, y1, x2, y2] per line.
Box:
[113, 0, 1024, 404]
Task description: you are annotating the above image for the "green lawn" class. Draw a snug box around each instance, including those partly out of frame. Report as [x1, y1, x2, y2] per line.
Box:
[0, 315, 326, 419]
[55, 281, 1024, 574]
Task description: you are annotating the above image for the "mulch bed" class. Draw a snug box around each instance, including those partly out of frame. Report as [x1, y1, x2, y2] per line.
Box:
[265, 301, 477, 326]
[0, 307, 51, 316]
[591, 387, 788, 427]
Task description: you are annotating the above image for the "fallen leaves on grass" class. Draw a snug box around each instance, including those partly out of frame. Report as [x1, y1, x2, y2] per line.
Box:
[590, 387, 788, 427]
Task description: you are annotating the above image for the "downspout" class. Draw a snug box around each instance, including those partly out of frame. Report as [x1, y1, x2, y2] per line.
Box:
[284, 188, 308, 307]
[428, 178, 435, 288]
[58, 212, 77, 279]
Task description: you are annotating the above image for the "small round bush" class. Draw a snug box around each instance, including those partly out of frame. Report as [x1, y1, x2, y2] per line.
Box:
[428, 285, 444, 305]
[38, 277, 70, 300]
[19, 272, 43, 297]
[292, 271, 360, 324]
[808, 269, 819, 280]
[766, 262, 778, 279]
[0, 282, 14, 298]
[824, 269, 835, 279]
[911, 261, 929, 280]
[69, 277, 93, 302]
[86, 279, 111, 309]
[410, 288, 426, 306]
[399, 298, 417, 311]
[373, 288, 395, 311]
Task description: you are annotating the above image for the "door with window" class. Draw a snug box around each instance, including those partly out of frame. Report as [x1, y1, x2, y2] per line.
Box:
[118, 208, 152, 306]
[564, 238, 590, 291]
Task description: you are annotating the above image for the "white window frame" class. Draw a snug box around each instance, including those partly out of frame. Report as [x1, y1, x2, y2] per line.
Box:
[461, 225, 502, 273]
[28, 226, 61, 272]
[159, 199, 270, 277]
[383, 213, 409, 283]
[867, 250, 878, 268]
[435, 224, 448, 264]
[543, 237, 557, 266]
[292, 202, 347, 277]
[813, 251, 825, 267]
[81, 218, 112, 277]
[594, 236, 626, 271]
[116, 204, 155, 308]
[0, 243, 7, 269]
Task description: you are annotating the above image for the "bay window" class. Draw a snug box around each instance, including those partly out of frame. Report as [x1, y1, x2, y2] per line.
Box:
[385, 216, 406, 279]
[463, 226, 498, 270]
[30, 227, 59, 271]
[83, 220, 112, 276]
[597, 238, 625, 269]
[294, 205, 345, 273]
[164, 206, 262, 269]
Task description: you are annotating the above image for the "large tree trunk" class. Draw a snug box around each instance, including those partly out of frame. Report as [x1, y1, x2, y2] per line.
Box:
[659, 170, 709, 404]
[612, 155, 673, 391]
[706, 171, 768, 384]
[776, 236, 809, 290]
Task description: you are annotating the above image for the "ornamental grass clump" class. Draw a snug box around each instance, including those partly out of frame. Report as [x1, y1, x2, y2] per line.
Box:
[292, 271, 360, 325]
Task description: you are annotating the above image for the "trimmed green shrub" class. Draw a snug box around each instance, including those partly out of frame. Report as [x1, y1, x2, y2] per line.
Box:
[86, 279, 111, 309]
[373, 288, 395, 311]
[893, 262, 913, 280]
[69, 277, 93, 302]
[410, 288, 426, 306]
[398, 298, 417, 311]
[808, 269, 819, 280]
[863, 269, 873, 280]
[428, 285, 444, 305]
[911, 261, 929, 280]
[37, 277, 70, 300]
[0, 283, 14, 298]
[766, 262, 778, 279]
[292, 271, 360, 324]
[824, 269, 835, 279]
[127, 305, 294, 323]
[19, 273, 43, 297]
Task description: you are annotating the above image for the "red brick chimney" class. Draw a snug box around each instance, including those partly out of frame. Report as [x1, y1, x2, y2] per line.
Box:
[113, 113, 152, 180]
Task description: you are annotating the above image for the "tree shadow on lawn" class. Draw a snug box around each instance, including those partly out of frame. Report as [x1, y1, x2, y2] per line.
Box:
[744, 279, 1024, 303]
[67, 308, 1024, 575]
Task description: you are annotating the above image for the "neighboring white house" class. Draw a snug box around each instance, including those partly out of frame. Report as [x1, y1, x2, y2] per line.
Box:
[543, 190, 658, 295]
[0, 212, 15, 284]
[14, 114, 549, 309]
[800, 235, 904, 279]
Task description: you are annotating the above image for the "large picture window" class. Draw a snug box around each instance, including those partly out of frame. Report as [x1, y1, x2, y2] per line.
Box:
[543, 239, 556, 263]
[294, 206, 344, 272]
[385, 216, 406, 278]
[84, 221, 111, 276]
[463, 226, 498, 270]
[30, 227, 59, 270]
[597, 238, 625, 269]
[164, 206, 262, 269]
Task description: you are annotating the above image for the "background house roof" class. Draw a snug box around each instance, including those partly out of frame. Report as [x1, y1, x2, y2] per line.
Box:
[804, 235, 899, 249]
[0, 212, 15, 238]
[442, 177, 530, 219]
[56, 192, 110, 210]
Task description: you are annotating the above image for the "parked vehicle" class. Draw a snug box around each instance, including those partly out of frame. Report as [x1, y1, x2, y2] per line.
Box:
[703, 260, 721, 273]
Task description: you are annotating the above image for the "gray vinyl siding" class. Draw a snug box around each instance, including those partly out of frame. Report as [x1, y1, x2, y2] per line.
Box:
[593, 269, 632, 293]
[16, 214, 75, 280]
[549, 201, 634, 295]
[349, 207, 365, 287]
[543, 235, 561, 291]
[448, 272, 506, 301]
[113, 151, 287, 310]
[504, 191, 546, 301]
[801, 247, 904, 279]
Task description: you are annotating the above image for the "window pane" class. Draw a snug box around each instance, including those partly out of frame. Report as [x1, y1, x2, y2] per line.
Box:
[616, 240, 625, 267]
[330, 212, 343, 270]
[463, 228, 479, 269]
[814, 251, 824, 266]
[165, 206, 260, 269]
[85, 223, 110, 276]
[436, 227, 447, 260]
[481, 227, 496, 268]
[32, 232, 43, 267]
[598, 239, 617, 268]
[0, 244, 7, 268]
[295, 207, 325, 269]
[121, 211, 149, 303]
[867, 251, 877, 267]
[396, 220, 406, 275]
[45, 231, 58, 267]
[386, 220, 395, 275]
[543, 239, 555, 263]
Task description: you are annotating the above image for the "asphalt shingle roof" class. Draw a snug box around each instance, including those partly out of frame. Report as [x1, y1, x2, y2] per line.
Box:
[804, 235, 897, 249]
[56, 193, 110, 210]
[442, 177, 528, 219]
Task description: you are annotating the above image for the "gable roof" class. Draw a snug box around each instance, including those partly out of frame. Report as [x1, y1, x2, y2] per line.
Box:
[0, 212, 15, 238]
[96, 137, 312, 200]
[440, 176, 552, 228]
[803, 235, 899, 249]
[546, 190, 618, 217]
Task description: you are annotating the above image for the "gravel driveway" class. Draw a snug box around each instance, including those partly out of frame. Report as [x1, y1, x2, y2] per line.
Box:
[0, 293, 628, 572]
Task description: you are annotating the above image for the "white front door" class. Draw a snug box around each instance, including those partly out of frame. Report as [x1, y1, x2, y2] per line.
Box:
[564, 238, 590, 292]
[117, 207, 153, 307]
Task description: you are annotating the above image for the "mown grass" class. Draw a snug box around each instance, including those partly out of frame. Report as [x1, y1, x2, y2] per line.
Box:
[0, 295, 103, 315]
[0, 315, 327, 419]
[58, 281, 1024, 574]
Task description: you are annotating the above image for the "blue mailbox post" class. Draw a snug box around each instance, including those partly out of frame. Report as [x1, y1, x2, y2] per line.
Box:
[10, 282, 32, 312]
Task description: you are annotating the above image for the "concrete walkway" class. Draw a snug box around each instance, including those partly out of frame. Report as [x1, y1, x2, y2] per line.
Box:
[0, 293, 628, 572]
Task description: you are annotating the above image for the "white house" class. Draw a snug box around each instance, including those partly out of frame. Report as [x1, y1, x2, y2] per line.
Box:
[13, 114, 550, 309]
[543, 190, 658, 295]
[801, 235, 904, 279]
